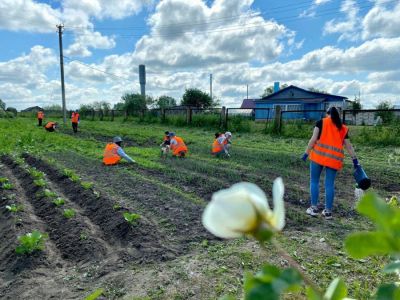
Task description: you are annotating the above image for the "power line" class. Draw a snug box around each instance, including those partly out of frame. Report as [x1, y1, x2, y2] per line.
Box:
[63, 55, 131, 82]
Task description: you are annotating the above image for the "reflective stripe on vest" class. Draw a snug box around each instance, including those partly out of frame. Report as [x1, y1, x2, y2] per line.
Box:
[309, 117, 348, 170]
[171, 136, 187, 156]
[103, 143, 121, 165]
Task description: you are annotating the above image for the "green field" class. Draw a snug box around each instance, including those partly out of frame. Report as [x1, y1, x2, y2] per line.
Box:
[0, 118, 399, 299]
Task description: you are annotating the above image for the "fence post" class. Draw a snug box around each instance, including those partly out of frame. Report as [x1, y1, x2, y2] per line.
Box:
[111, 110, 114, 121]
[220, 106, 226, 128]
[186, 107, 192, 124]
[91, 109, 95, 121]
[99, 110, 104, 121]
[124, 109, 128, 120]
[161, 108, 166, 122]
[225, 108, 229, 130]
[342, 110, 346, 124]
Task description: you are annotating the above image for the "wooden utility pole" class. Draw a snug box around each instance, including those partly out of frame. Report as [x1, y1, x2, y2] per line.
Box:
[210, 74, 213, 100]
[57, 24, 67, 125]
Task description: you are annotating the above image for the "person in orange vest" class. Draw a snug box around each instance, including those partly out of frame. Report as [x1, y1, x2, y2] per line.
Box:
[160, 131, 171, 157]
[211, 131, 232, 157]
[301, 106, 359, 219]
[71, 110, 80, 133]
[168, 132, 188, 158]
[103, 136, 135, 165]
[44, 121, 58, 132]
[37, 110, 44, 126]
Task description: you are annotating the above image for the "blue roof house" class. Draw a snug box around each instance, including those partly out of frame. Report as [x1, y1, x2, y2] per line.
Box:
[254, 84, 348, 121]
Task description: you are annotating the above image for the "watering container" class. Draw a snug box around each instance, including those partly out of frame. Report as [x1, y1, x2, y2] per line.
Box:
[353, 165, 371, 190]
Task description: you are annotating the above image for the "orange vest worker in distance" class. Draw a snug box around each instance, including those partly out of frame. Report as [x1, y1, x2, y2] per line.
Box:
[71, 111, 80, 133]
[309, 117, 348, 170]
[169, 132, 188, 157]
[44, 122, 57, 132]
[37, 110, 44, 126]
[212, 133, 225, 154]
[103, 136, 136, 165]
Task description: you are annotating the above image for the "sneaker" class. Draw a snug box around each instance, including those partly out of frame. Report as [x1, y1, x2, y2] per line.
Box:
[306, 207, 319, 217]
[322, 209, 333, 220]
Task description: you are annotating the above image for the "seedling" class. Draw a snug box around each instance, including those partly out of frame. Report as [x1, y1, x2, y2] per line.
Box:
[113, 203, 122, 210]
[15, 230, 48, 255]
[93, 190, 100, 198]
[63, 208, 76, 218]
[6, 204, 24, 213]
[28, 168, 45, 179]
[81, 181, 94, 190]
[62, 168, 80, 182]
[123, 212, 140, 225]
[0, 177, 8, 183]
[44, 189, 57, 198]
[80, 231, 88, 241]
[2, 182, 13, 190]
[33, 179, 46, 187]
[52, 198, 65, 207]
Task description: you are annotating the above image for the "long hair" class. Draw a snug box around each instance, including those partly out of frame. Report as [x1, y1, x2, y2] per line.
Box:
[327, 107, 342, 130]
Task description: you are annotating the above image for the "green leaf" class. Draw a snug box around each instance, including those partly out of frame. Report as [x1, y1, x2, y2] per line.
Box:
[383, 261, 400, 274]
[356, 193, 396, 230]
[306, 287, 323, 300]
[324, 278, 347, 300]
[345, 232, 398, 258]
[84, 288, 104, 300]
[375, 284, 400, 300]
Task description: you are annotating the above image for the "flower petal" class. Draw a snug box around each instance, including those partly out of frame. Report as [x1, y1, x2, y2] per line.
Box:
[271, 177, 285, 230]
[230, 182, 271, 216]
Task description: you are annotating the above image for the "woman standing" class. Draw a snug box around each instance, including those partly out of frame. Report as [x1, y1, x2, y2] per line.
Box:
[301, 107, 359, 219]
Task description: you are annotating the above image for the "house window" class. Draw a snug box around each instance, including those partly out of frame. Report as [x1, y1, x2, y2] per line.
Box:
[273, 104, 287, 111]
[287, 104, 302, 111]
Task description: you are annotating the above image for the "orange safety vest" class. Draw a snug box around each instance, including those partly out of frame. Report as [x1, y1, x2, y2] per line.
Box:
[45, 122, 55, 129]
[310, 117, 348, 170]
[37, 111, 44, 119]
[170, 136, 187, 156]
[71, 112, 79, 123]
[103, 143, 121, 165]
[212, 135, 226, 154]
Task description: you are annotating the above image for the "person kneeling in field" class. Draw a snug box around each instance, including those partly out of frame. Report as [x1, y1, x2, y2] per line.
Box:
[168, 132, 188, 158]
[103, 136, 136, 165]
[160, 131, 171, 157]
[211, 131, 232, 158]
[44, 121, 58, 132]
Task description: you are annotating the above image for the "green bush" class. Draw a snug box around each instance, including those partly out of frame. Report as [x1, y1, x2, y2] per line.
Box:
[228, 115, 251, 133]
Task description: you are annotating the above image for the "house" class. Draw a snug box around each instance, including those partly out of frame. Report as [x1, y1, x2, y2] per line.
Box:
[21, 106, 43, 112]
[254, 84, 349, 121]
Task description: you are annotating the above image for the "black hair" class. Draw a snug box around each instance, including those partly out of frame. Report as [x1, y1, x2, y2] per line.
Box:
[165, 131, 169, 135]
[327, 107, 342, 130]
[115, 141, 122, 146]
[215, 132, 220, 139]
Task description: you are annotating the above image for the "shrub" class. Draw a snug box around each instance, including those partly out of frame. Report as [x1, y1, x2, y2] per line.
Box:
[228, 115, 251, 133]
[15, 230, 48, 255]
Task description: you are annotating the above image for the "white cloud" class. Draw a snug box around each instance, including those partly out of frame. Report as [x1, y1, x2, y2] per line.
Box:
[323, 0, 360, 42]
[0, 0, 61, 32]
[133, 0, 292, 68]
[300, 0, 332, 18]
[65, 30, 116, 57]
[362, 1, 400, 39]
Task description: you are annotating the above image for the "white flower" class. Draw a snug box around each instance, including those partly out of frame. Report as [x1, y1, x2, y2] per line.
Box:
[202, 178, 285, 239]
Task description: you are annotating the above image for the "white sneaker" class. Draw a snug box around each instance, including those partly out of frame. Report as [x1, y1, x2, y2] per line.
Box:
[322, 209, 333, 220]
[306, 207, 319, 217]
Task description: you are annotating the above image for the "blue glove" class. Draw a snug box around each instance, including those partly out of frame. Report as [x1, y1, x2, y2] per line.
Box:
[352, 158, 359, 168]
[301, 153, 308, 162]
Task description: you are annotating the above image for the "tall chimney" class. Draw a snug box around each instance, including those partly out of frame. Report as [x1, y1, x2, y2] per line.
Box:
[139, 65, 146, 97]
[273, 81, 280, 93]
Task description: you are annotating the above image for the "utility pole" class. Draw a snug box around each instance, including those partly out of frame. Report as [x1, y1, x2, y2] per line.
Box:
[246, 84, 249, 100]
[210, 74, 213, 101]
[57, 24, 67, 125]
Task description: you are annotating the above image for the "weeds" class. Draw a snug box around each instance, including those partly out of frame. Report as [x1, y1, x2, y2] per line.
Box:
[43, 189, 57, 198]
[15, 230, 48, 255]
[63, 168, 80, 182]
[81, 181, 94, 190]
[6, 204, 23, 212]
[2, 182, 13, 189]
[123, 212, 140, 225]
[33, 179, 46, 187]
[28, 168, 45, 179]
[113, 203, 122, 210]
[0, 177, 8, 183]
[63, 208, 76, 218]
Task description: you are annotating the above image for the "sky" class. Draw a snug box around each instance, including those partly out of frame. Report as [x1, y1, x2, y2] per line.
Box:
[0, 0, 400, 110]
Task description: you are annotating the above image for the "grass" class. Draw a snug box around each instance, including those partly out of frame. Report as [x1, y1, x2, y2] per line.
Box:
[0, 117, 399, 298]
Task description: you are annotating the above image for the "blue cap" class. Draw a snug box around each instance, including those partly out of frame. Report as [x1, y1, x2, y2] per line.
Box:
[168, 132, 175, 137]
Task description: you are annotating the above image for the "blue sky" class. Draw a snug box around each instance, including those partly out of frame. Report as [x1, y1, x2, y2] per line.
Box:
[0, 0, 399, 109]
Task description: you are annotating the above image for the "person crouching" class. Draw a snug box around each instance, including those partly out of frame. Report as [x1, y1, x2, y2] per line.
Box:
[103, 136, 136, 165]
[168, 132, 188, 158]
[211, 132, 232, 158]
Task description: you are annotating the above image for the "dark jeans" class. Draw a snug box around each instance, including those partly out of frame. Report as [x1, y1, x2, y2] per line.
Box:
[72, 122, 78, 133]
[38, 118, 43, 126]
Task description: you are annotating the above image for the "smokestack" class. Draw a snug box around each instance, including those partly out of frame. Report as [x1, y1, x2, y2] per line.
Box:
[273, 82, 280, 93]
[139, 64, 146, 97]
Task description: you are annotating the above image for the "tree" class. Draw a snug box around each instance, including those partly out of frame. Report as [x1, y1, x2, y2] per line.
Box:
[261, 84, 289, 98]
[156, 96, 177, 109]
[113, 102, 125, 111]
[6, 107, 17, 116]
[181, 88, 213, 108]
[375, 100, 395, 124]
[308, 87, 328, 94]
[0, 98, 6, 110]
[43, 104, 62, 111]
[121, 93, 147, 114]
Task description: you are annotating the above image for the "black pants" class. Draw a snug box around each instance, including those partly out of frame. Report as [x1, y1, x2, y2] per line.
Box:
[38, 118, 43, 126]
[72, 122, 78, 133]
